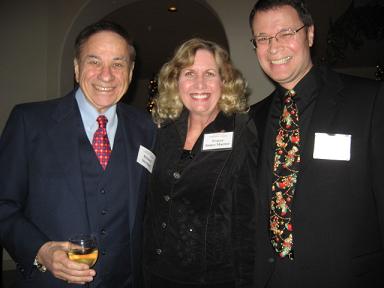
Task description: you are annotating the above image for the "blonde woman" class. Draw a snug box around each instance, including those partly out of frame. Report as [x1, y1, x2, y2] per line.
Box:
[143, 38, 258, 288]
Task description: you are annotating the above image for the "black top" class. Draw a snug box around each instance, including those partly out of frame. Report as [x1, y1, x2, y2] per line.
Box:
[143, 110, 259, 287]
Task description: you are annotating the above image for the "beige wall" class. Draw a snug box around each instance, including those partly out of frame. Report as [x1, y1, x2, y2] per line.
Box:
[0, 1, 48, 132]
[208, 0, 274, 102]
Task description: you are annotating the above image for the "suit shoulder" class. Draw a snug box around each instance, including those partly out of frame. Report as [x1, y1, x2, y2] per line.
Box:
[117, 103, 155, 130]
[11, 91, 76, 115]
[118, 103, 149, 119]
[335, 71, 384, 102]
[338, 72, 378, 86]
[321, 66, 380, 91]
[250, 95, 273, 111]
[249, 94, 273, 122]
[234, 112, 259, 141]
[13, 97, 61, 112]
[8, 96, 67, 127]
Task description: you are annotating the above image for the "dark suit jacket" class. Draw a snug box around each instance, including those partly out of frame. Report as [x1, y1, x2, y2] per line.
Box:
[251, 67, 384, 288]
[0, 91, 155, 287]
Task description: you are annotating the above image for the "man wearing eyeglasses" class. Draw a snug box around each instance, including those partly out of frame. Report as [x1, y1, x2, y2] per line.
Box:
[248, 0, 384, 287]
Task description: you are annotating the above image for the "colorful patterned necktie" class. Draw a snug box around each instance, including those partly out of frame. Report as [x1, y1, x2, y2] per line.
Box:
[92, 115, 112, 170]
[270, 89, 300, 260]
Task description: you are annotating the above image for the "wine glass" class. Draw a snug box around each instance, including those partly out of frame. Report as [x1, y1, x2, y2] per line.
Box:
[68, 234, 98, 268]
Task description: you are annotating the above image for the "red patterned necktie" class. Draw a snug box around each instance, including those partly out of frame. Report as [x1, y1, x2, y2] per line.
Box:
[92, 115, 112, 170]
[270, 89, 300, 260]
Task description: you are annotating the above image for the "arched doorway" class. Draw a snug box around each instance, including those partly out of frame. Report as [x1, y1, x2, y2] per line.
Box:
[60, 0, 228, 110]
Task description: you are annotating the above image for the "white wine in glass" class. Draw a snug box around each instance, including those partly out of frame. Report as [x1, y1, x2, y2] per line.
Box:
[68, 234, 98, 267]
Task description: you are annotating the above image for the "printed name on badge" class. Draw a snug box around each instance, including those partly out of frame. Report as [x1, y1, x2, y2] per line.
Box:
[137, 145, 156, 173]
[202, 132, 233, 151]
[313, 133, 351, 161]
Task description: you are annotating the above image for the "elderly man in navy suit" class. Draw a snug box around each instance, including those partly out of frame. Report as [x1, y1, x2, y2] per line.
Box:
[0, 21, 155, 287]
[249, 0, 384, 287]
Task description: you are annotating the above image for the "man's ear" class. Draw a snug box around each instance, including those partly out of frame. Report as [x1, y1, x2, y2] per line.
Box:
[307, 25, 315, 47]
[128, 62, 135, 82]
[74, 58, 80, 83]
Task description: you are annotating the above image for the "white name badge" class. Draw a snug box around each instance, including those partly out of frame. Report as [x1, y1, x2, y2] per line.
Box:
[136, 145, 156, 173]
[313, 133, 351, 161]
[202, 132, 233, 151]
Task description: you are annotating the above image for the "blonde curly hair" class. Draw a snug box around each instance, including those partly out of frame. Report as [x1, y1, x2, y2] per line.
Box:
[152, 38, 248, 125]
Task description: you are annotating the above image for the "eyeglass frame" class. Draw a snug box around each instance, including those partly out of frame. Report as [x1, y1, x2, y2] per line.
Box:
[250, 25, 306, 49]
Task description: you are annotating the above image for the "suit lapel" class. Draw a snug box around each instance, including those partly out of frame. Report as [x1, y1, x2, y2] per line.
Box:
[117, 105, 145, 233]
[251, 95, 273, 146]
[252, 94, 276, 216]
[48, 93, 87, 219]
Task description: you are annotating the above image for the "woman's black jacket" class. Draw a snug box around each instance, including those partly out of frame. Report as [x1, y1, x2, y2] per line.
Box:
[143, 111, 259, 287]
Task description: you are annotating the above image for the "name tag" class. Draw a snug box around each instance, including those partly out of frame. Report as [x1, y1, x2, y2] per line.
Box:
[313, 133, 351, 161]
[137, 145, 156, 173]
[202, 132, 233, 151]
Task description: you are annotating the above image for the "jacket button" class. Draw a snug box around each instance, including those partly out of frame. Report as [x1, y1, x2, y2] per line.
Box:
[101, 229, 107, 235]
[161, 222, 167, 229]
[100, 189, 106, 194]
[164, 195, 171, 202]
[268, 257, 275, 263]
[101, 209, 107, 215]
[155, 248, 162, 255]
[173, 171, 181, 179]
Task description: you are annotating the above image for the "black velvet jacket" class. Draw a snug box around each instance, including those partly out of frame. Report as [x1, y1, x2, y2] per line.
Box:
[143, 111, 259, 287]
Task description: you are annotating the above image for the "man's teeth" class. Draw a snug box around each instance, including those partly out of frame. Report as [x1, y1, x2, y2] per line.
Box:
[95, 86, 113, 91]
[271, 56, 292, 64]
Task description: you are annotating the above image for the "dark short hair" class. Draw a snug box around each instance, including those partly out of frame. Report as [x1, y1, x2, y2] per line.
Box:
[74, 20, 136, 62]
[249, 0, 313, 31]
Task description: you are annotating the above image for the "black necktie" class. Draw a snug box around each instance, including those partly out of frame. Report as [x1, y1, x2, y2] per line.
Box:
[270, 89, 300, 260]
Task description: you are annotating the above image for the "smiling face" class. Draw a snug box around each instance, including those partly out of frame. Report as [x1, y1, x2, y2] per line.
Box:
[74, 31, 134, 113]
[178, 49, 222, 121]
[252, 5, 314, 90]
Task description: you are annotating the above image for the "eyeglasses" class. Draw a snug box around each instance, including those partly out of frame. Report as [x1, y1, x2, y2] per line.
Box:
[250, 25, 306, 49]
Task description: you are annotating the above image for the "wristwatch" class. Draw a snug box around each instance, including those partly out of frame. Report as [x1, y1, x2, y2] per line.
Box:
[33, 257, 47, 272]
